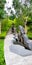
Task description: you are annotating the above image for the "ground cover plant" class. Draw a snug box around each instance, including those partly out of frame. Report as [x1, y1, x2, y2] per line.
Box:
[0, 39, 6, 65]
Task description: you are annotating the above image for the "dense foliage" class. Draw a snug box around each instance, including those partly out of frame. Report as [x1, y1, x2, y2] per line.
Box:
[1, 18, 13, 38]
[1, 0, 32, 39]
[12, 0, 32, 39]
[0, 0, 6, 20]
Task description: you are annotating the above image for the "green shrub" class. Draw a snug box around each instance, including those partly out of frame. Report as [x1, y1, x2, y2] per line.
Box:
[0, 32, 6, 39]
[1, 18, 13, 38]
[27, 32, 32, 39]
[1, 18, 13, 32]
[14, 18, 24, 32]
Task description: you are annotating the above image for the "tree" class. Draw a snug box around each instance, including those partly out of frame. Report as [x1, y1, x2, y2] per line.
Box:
[13, 0, 32, 33]
[0, 0, 6, 19]
[0, 0, 6, 34]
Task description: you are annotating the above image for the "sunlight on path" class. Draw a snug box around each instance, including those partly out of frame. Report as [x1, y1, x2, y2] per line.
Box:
[4, 34, 32, 65]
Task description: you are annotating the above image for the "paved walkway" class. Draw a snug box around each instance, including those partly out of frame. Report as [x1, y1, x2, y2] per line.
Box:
[4, 34, 32, 65]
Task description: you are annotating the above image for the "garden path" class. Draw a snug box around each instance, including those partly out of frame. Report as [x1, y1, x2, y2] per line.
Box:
[4, 34, 32, 65]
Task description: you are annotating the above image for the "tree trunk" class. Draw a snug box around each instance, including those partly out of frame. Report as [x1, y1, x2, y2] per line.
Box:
[25, 21, 27, 34]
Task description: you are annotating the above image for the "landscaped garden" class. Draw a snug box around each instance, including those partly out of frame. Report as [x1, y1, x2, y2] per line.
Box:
[0, 0, 32, 65]
[1, 18, 32, 39]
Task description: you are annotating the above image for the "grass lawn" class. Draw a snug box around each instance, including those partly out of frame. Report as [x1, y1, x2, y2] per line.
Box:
[0, 39, 6, 65]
